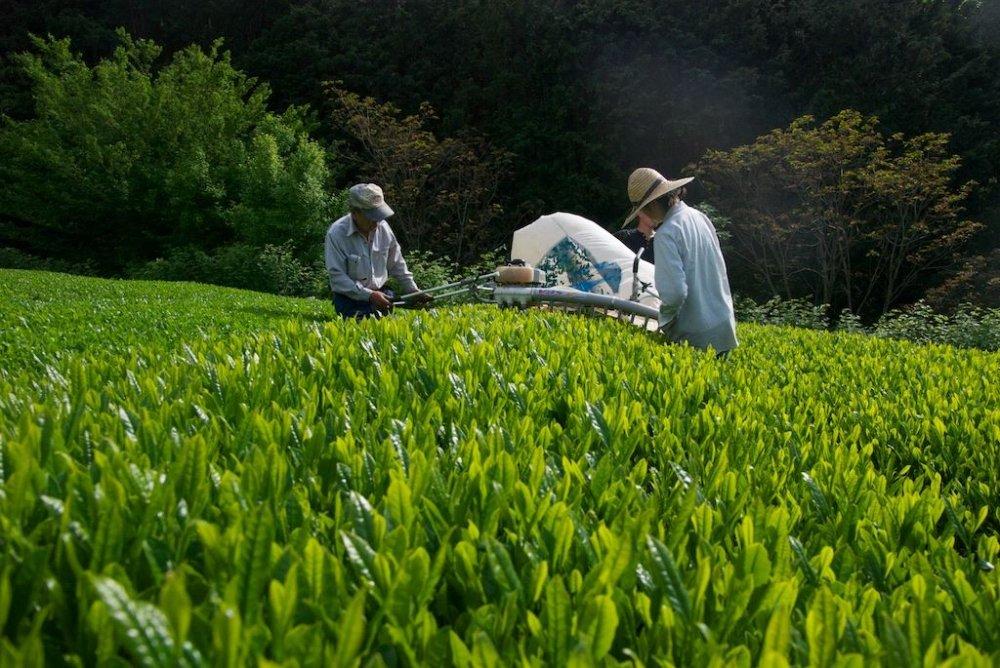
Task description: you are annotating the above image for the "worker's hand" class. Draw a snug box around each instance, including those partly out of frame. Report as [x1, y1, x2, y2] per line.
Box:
[411, 292, 434, 306]
[369, 291, 393, 312]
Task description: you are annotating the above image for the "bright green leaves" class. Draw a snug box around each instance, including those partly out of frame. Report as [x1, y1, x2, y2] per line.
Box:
[543, 575, 571, 665]
[231, 505, 275, 625]
[738, 543, 773, 589]
[806, 588, 846, 668]
[904, 575, 945, 667]
[91, 576, 191, 667]
[0, 567, 11, 633]
[646, 536, 693, 624]
[158, 571, 192, 648]
[212, 604, 244, 668]
[761, 603, 793, 667]
[2, 273, 1000, 665]
[385, 475, 415, 532]
[584, 401, 612, 450]
[581, 594, 619, 660]
[485, 538, 522, 598]
[267, 565, 298, 660]
[332, 590, 366, 668]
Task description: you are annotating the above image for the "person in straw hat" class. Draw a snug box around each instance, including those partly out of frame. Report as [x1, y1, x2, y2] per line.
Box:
[324, 183, 432, 319]
[623, 168, 738, 355]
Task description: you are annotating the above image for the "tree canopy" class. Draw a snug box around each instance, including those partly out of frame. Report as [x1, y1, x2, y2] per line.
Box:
[1, 0, 997, 307]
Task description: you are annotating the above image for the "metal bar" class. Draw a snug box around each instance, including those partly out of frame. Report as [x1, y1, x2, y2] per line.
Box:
[397, 272, 498, 301]
[493, 286, 659, 320]
[393, 286, 476, 307]
[424, 287, 478, 301]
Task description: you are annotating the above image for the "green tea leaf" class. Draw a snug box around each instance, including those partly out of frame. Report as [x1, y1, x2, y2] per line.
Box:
[235, 505, 274, 624]
[333, 590, 366, 668]
[91, 576, 178, 667]
[584, 594, 618, 660]
[806, 588, 843, 668]
[584, 402, 612, 449]
[158, 571, 191, 644]
[544, 576, 571, 665]
[646, 536, 692, 623]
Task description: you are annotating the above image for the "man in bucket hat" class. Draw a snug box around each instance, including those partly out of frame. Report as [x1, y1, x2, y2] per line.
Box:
[623, 168, 737, 356]
[324, 183, 431, 319]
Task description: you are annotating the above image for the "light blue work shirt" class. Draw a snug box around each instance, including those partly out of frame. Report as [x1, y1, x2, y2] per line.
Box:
[324, 214, 418, 301]
[654, 201, 738, 353]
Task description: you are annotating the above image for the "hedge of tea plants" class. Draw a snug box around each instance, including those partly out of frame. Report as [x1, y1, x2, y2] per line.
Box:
[1, 270, 998, 665]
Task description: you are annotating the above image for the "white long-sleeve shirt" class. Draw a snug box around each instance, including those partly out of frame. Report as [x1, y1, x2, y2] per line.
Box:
[653, 201, 738, 352]
[324, 214, 418, 301]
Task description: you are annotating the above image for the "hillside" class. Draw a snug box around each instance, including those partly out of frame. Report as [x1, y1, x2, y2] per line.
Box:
[1, 270, 998, 664]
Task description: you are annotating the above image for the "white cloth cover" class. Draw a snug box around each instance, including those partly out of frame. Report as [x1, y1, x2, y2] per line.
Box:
[511, 212, 660, 314]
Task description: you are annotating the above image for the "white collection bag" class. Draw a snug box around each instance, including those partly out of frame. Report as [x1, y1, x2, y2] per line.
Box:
[511, 212, 660, 315]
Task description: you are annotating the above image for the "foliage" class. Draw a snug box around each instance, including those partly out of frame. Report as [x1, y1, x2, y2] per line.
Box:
[329, 85, 510, 264]
[735, 293, 1000, 351]
[925, 249, 1000, 311]
[129, 244, 328, 299]
[0, 246, 97, 276]
[872, 301, 1000, 352]
[126, 242, 507, 303]
[835, 308, 866, 335]
[1, 269, 999, 664]
[698, 111, 981, 315]
[2, 1, 999, 304]
[734, 296, 830, 331]
[0, 32, 336, 273]
[0, 270, 332, 372]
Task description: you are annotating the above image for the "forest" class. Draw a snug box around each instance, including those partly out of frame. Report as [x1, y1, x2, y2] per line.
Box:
[2, 0, 998, 315]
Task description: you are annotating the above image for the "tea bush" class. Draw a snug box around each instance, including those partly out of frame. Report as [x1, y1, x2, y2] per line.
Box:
[872, 301, 1000, 352]
[1, 270, 998, 665]
[736, 296, 1000, 351]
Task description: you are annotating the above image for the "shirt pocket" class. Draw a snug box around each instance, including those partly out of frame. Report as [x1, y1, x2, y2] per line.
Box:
[372, 245, 389, 271]
[346, 253, 368, 280]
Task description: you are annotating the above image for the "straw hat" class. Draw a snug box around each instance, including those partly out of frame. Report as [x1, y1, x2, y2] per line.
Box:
[621, 168, 694, 227]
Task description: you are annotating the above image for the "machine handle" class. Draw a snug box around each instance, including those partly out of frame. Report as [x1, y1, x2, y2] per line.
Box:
[632, 246, 645, 274]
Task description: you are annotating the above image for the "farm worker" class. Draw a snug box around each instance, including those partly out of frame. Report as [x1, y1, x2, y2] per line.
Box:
[622, 168, 738, 355]
[614, 210, 656, 264]
[324, 183, 432, 319]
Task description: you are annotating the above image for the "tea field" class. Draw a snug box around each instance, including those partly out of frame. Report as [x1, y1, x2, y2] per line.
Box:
[1, 269, 998, 666]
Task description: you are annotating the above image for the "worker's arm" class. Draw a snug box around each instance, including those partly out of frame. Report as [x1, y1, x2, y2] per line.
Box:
[386, 229, 419, 294]
[654, 227, 687, 330]
[325, 231, 373, 302]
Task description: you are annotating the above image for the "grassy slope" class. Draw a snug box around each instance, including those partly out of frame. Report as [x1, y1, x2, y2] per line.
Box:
[0, 269, 332, 372]
[1, 269, 998, 664]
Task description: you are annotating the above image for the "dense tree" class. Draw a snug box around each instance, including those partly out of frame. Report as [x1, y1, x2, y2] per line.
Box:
[329, 85, 509, 263]
[0, 33, 334, 272]
[0, 0, 997, 305]
[697, 111, 980, 316]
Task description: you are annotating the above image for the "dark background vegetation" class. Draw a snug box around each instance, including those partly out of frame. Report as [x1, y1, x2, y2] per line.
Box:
[1, 0, 997, 316]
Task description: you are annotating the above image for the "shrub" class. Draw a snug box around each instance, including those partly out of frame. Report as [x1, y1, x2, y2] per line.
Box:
[873, 301, 1000, 351]
[834, 308, 866, 334]
[129, 244, 504, 302]
[1, 270, 998, 665]
[129, 243, 328, 297]
[734, 295, 830, 330]
[734, 294, 999, 351]
[256, 242, 328, 297]
[0, 246, 97, 276]
[0, 32, 336, 273]
[697, 111, 980, 315]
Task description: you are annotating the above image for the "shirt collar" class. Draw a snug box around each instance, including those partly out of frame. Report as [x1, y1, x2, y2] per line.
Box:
[347, 213, 381, 238]
[663, 200, 687, 221]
